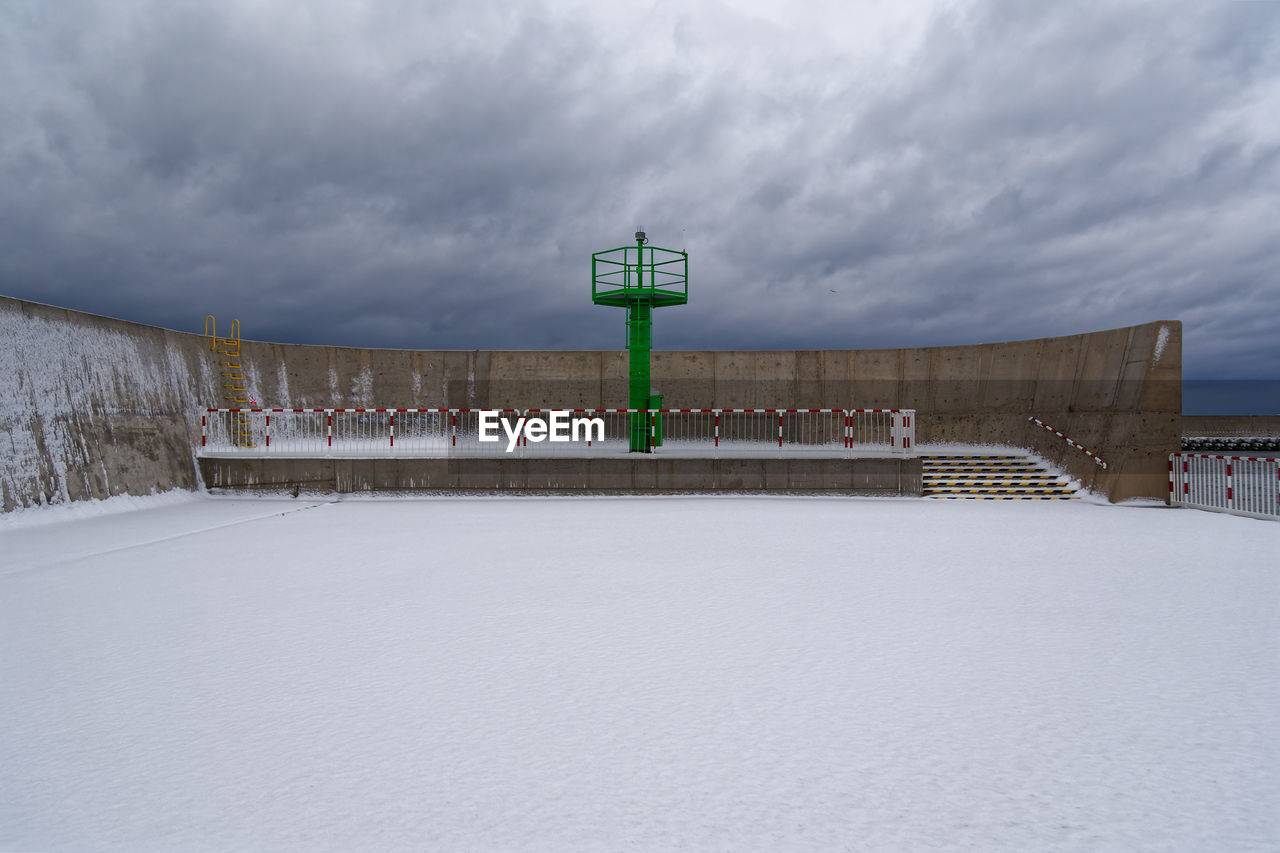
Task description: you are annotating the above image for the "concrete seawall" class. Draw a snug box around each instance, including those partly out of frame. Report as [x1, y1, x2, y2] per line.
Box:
[4, 293, 1181, 509]
[198, 457, 921, 496]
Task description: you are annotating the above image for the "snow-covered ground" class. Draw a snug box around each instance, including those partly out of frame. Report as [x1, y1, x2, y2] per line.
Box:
[2, 495, 1277, 851]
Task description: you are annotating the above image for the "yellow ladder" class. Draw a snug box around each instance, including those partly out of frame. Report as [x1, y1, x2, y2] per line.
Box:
[204, 315, 256, 448]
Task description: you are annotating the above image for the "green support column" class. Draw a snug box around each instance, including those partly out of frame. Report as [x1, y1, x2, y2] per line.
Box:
[628, 297, 653, 451]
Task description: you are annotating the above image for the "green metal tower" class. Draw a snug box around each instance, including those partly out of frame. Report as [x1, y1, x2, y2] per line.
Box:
[592, 231, 688, 452]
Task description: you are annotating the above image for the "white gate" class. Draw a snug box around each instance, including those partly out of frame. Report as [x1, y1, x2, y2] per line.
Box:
[1170, 453, 1280, 521]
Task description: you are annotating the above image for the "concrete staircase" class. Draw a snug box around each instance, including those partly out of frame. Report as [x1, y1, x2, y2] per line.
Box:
[922, 454, 1079, 500]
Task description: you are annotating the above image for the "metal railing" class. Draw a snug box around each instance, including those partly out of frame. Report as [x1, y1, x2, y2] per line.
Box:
[200, 407, 916, 458]
[1028, 416, 1107, 468]
[1170, 453, 1279, 521]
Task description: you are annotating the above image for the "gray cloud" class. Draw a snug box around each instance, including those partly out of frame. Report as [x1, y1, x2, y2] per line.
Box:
[3, 0, 1278, 410]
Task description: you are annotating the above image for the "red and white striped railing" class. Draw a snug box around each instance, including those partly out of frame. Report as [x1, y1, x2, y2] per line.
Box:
[1170, 452, 1279, 521]
[199, 407, 916, 458]
[1028, 417, 1107, 468]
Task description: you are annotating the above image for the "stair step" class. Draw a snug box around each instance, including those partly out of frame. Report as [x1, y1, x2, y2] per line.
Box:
[923, 455, 1029, 460]
[923, 473, 1063, 479]
[926, 479, 1064, 484]
[926, 469, 1062, 473]
[925, 469, 1063, 474]
[924, 489, 1076, 495]
[920, 453, 1080, 501]
[930, 495, 1078, 500]
[922, 460, 1040, 466]
[922, 463, 1041, 470]
[923, 463, 1035, 467]
[923, 471, 1064, 477]
[922, 457, 1035, 463]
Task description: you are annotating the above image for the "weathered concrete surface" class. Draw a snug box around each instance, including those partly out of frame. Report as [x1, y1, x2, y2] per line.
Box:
[198, 456, 922, 496]
[5, 292, 1181, 508]
[1182, 416, 1280, 436]
[2, 298, 221, 511]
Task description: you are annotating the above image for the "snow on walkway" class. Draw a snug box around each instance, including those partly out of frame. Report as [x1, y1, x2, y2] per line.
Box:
[2, 495, 1277, 851]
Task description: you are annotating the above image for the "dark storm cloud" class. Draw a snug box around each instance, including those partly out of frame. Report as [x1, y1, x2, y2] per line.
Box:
[3, 0, 1278, 408]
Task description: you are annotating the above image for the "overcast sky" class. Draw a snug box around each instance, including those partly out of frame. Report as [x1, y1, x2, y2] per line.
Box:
[3, 0, 1278, 408]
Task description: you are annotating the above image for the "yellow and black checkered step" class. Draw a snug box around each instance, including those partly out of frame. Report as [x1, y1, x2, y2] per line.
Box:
[927, 488, 1075, 495]
[923, 461, 1039, 467]
[922, 460, 1040, 468]
[924, 455, 1029, 460]
[922, 453, 1079, 500]
[926, 473, 1060, 479]
[930, 495, 1077, 500]
[928, 480, 1066, 488]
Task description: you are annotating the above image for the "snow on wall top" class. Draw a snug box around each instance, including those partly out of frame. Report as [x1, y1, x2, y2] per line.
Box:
[1153, 325, 1171, 363]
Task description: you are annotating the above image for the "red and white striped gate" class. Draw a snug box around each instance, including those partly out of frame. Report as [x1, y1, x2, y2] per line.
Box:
[1170, 452, 1280, 521]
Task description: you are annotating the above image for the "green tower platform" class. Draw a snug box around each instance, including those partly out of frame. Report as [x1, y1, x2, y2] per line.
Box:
[592, 231, 688, 452]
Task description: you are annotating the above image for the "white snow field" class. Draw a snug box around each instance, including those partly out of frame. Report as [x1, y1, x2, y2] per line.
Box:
[2, 495, 1277, 851]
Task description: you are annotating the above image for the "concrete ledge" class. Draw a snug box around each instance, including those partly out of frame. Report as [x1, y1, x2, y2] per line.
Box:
[198, 456, 923, 496]
[1182, 415, 1280, 437]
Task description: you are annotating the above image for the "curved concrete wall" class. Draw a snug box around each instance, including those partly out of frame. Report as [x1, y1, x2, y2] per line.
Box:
[3, 293, 1180, 509]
